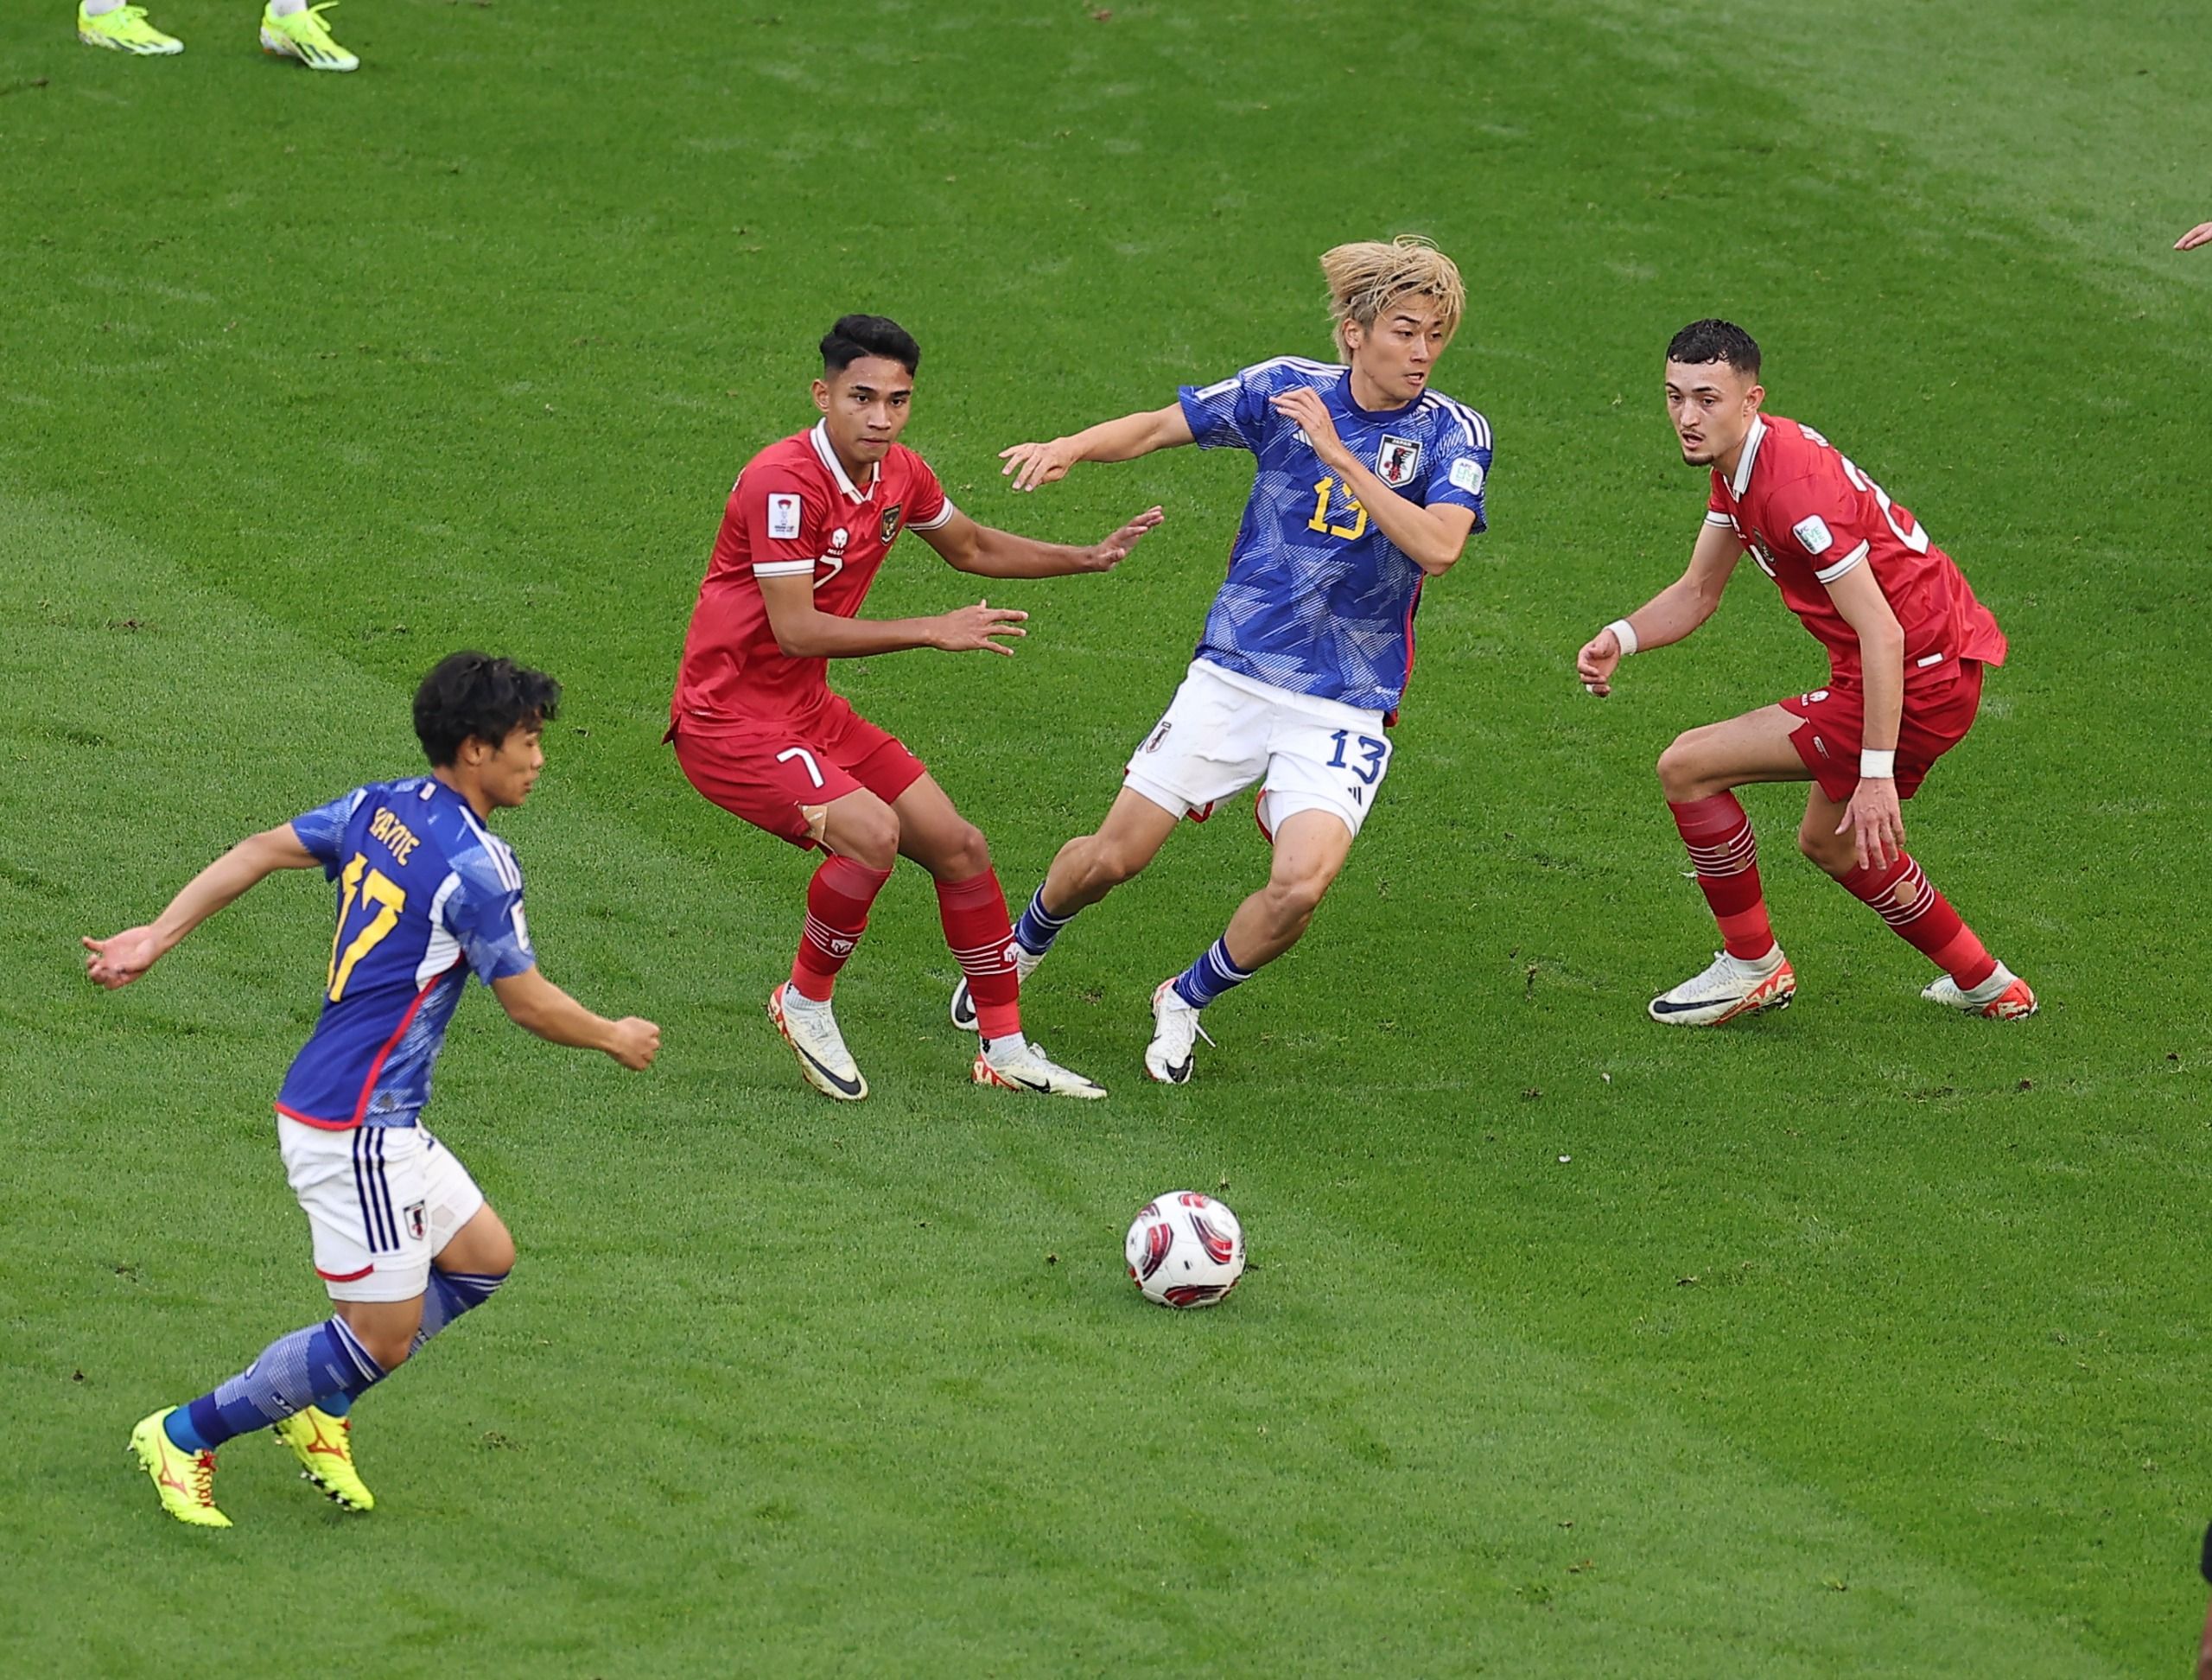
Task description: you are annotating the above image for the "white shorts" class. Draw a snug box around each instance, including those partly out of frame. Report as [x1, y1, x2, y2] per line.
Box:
[278, 1117, 486, 1303]
[1123, 659, 1395, 841]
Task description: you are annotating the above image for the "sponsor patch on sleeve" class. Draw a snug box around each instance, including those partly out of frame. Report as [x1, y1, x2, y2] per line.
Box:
[1448, 456, 1485, 494]
[1791, 514, 1834, 555]
[766, 493, 802, 541]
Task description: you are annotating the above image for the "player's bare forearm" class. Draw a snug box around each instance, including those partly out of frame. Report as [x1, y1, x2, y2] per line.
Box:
[1327, 455, 1475, 575]
[1001, 405, 1192, 492]
[768, 604, 957, 659]
[83, 824, 321, 988]
[935, 508, 1165, 578]
[492, 968, 661, 1070]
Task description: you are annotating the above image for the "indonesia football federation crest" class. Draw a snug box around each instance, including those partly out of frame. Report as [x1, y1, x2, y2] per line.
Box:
[1376, 434, 1421, 487]
[880, 503, 902, 544]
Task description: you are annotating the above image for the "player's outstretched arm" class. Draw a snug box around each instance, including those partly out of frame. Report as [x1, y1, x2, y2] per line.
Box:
[490, 967, 660, 1070]
[82, 823, 322, 989]
[757, 570, 1029, 659]
[2177, 221, 2212, 251]
[918, 506, 1164, 580]
[1000, 404, 1193, 493]
[1576, 519, 1743, 696]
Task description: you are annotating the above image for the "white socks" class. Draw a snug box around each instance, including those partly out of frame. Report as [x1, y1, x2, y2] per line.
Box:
[82, 0, 126, 16]
[268, 0, 308, 16]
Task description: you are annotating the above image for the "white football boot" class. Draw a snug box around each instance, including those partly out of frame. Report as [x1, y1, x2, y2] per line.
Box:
[1922, 963, 2037, 1021]
[972, 1038, 1106, 1099]
[1647, 946, 1796, 1026]
[766, 982, 867, 1101]
[949, 943, 1046, 1032]
[1143, 978, 1215, 1084]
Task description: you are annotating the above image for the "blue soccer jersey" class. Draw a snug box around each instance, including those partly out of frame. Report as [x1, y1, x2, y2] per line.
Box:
[1176, 355, 1492, 713]
[275, 776, 537, 1130]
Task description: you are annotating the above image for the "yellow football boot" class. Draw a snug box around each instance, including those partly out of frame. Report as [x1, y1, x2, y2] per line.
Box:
[272, 1405, 374, 1511]
[259, 3, 358, 72]
[77, 5, 183, 55]
[128, 1408, 231, 1529]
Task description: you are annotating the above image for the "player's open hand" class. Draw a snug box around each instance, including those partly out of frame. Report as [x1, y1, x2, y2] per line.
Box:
[607, 1016, 661, 1071]
[82, 926, 164, 990]
[2177, 222, 2212, 251]
[1576, 627, 1624, 697]
[1836, 776, 1905, 871]
[1084, 506, 1165, 571]
[1270, 388, 1349, 468]
[1000, 438, 1077, 493]
[936, 598, 1029, 655]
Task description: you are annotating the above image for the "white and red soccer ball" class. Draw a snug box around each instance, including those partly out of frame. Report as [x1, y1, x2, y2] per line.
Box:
[1125, 1192, 1246, 1308]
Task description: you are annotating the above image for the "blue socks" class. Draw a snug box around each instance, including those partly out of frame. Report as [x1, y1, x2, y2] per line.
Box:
[411, 1270, 505, 1354]
[168, 1317, 384, 1452]
[1013, 885, 1075, 958]
[163, 1268, 509, 1454]
[1172, 937, 1253, 1011]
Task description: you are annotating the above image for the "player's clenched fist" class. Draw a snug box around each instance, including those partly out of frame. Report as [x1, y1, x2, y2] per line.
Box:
[1576, 626, 1625, 697]
[934, 599, 1030, 655]
[607, 1016, 661, 1071]
[999, 438, 1078, 493]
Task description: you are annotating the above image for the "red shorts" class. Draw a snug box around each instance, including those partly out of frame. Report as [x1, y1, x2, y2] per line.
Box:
[1779, 659, 1984, 804]
[669, 694, 927, 850]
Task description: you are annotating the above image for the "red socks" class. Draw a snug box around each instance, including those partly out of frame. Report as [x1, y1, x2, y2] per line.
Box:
[1836, 852, 1998, 990]
[1668, 794, 1775, 959]
[936, 869, 1020, 1040]
[791, 855, 893, 1002]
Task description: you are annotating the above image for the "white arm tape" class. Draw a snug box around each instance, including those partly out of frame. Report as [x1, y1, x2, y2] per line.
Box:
[1605, 618, 1639, 657]
[1859, 748, 1896, 779]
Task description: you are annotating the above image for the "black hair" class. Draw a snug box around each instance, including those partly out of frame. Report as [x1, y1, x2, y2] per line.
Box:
[821, 314, 921, 378]
[413, 652, 561, 767]
[1667, 319, 1761, 377]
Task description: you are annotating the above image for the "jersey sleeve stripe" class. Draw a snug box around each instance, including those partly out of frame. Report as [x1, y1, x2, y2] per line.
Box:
[1815, 539, 1871, 584]
[752, 559, 817, 577]
[1704, 510, 1735, 527]
[415, 872, 465, 989]
[910, 500, 957, 531]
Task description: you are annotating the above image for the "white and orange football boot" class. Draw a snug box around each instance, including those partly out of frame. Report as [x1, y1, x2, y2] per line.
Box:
[1648, 946, 1796, 1026]
[1921, 964, 2038, 1021]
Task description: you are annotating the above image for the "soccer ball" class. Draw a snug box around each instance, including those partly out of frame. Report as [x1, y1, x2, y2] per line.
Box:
[1125, 1191, 1246, 1308]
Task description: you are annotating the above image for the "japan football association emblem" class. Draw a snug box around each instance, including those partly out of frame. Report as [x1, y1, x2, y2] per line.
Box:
[1376, 434, 1421, 487]
[404, 1201, 427, 1242]
[880, 503, 902, 544]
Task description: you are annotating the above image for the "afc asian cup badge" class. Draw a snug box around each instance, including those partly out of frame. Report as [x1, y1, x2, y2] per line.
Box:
[1377, 435, 1421, 487]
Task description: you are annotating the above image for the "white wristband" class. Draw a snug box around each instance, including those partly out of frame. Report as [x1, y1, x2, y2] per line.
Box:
[1859, 748, 1896, 780]
[1605, 618, 1639, 657]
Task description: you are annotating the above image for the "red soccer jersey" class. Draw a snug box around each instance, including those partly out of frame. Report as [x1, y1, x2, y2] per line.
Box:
[672, 422, 956, 727]
[1706, 415, 2005, 690]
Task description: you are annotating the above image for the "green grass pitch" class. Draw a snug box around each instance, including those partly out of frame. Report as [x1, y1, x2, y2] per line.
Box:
[3, 1, 2209, 1672]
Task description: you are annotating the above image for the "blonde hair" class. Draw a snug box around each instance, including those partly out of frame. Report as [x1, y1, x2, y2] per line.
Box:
[1320, 235, 1465, 360]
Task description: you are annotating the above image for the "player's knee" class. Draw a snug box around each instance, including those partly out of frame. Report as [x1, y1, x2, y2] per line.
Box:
[1655, 735, 1707, 801]
[934, 822, 991, 881]
[1085, 834, 1149, 890]
[1796, 818, 1851, 875]
[834, 805, 899, 870]
[1263, 873, 1329, 928]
